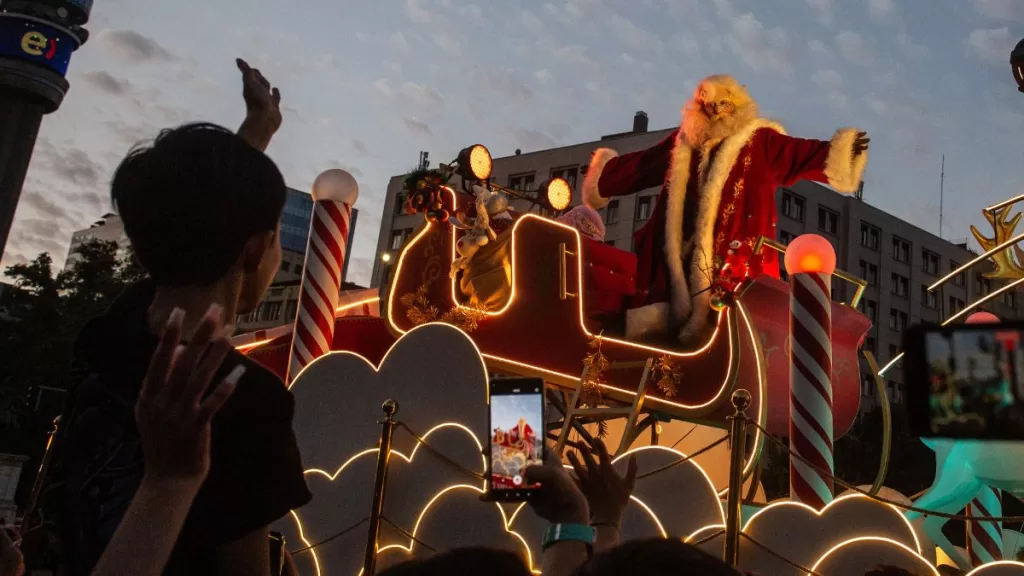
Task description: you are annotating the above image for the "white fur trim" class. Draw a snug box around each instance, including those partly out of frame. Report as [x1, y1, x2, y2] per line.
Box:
[824, 128, 868, 194]
[582, 148, 619, 210]
[663, 132, 693, 326]
[625, 302, 670, 340]
[670, 119, 786, 342]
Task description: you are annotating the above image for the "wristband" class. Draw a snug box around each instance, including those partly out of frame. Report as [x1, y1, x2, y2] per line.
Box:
[542, 524, 596, 551]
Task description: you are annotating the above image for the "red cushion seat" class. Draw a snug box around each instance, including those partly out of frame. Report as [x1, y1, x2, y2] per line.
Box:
[580, 238, 637, 323]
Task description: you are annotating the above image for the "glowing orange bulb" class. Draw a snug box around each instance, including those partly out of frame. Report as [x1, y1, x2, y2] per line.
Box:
[966, 311, 999, 324]
[783, 233, 836, 275]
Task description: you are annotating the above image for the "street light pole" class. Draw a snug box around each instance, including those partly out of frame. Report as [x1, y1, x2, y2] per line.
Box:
[0, 0, 90, 257]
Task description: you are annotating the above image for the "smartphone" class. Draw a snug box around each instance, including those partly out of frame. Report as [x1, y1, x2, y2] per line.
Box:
[904, 322, 1024, 440]
[487, 377, 546, 501]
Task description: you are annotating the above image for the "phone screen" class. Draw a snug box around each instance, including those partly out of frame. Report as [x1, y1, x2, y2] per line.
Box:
[488, 378, 545, 500]
[914, 325, 1024, 438]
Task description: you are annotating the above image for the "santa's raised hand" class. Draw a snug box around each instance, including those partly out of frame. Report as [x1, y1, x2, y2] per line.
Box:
[854, 131, 870, 155]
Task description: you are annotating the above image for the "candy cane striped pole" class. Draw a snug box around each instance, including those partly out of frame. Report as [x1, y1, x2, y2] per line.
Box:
[784, 234, 837, 509]
[287, 169, 359, 385]
[967, 486, 1003, 567]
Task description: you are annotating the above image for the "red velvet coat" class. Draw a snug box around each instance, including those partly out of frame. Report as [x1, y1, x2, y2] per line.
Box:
[582, 119, 868, 342]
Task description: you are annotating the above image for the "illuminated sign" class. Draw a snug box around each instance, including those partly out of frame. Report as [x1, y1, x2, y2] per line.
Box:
[0, 17, 76, 76]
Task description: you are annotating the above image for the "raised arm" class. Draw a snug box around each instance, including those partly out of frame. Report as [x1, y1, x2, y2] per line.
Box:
[761, 127, 869, 193]
[582, 129, 678, 209]
[235, 58, 283, 153]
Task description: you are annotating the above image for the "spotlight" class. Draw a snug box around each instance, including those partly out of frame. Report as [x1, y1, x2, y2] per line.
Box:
[540, 177, 572, 212]
[456, 144, 492, 181]
[1012, 38, 1024, 93]
[381, 253, 392, 263]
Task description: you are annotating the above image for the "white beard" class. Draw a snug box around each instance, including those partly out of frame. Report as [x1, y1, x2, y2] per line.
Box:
[680, 101, 758, 148]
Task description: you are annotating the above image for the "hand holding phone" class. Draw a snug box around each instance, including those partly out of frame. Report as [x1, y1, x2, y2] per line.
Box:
[524, 451, 589, 525]
[487, 377, 546, 501]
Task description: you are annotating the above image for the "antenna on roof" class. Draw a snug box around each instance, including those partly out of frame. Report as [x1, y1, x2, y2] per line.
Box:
[938, 154, 945, 239]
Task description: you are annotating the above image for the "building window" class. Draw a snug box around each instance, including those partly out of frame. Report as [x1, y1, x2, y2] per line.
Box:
[921, 285, 938, 308]
[888, 381, 902, 404]
[859, 298, 877, 322]
[888, 308, 908, 331]
[861, 222, 880, 251]
[818, 207, 839, 235]
[260, 301, 283, 322]
[636, 196, 653, 221]
[976, 273, 992, 296]
[892, 236, 910, 263]
[1003, 290, 1017, 309]
[890, 273, 909, 298]
[778, 229, 795, 245]
[950, 260, 966, 287]
[782, 191, 805, 222]
[921, 248, 940, 275]
[861, 373, 875, 398]
[606, 200, 620, 224]
[280, 261, 290, 272]
[286, 299, 298, 321]
[949, 296, 965, 315]
[888, 344, 900, 360]
[395, 192, 408, 216]
[550, 166, 578, 191]
[508, 173, 536, 191]
[859, 260, 878, 286]
[389, 229, 407, 251]
[864, 335, 876, 354]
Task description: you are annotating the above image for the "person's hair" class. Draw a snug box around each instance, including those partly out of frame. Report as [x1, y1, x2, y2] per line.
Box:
[376, 547, 531, 576]
[111, 122, 286, 286]
[574, 538, 741, 576]
[864, 567, 922, 576]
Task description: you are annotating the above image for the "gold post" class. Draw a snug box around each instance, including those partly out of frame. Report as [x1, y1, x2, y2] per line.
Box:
[363, 400, 399, 576]
[21, 415, 60, 531]
[724, 389, 751, 566]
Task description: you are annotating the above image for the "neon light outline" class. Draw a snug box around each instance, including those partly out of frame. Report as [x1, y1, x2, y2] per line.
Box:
[809, 536, 941, 576]
[966, 561, 1024, 575]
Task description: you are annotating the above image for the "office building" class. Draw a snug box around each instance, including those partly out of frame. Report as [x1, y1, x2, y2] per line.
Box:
[370, 112, 1022, 411]
[236, 188, 360, 331]
[776, 180, 1020, 411]
[64, 213, 131, 270]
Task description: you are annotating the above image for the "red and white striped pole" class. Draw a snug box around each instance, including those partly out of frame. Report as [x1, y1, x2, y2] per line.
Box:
[286, 169, 359, 386]
[967, 486, 1003, 567]
[784, 234, 837, 509]
[963, 312, 1004, 568]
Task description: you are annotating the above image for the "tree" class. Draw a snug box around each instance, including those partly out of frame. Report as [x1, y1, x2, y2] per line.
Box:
[0, 239, 146, 503]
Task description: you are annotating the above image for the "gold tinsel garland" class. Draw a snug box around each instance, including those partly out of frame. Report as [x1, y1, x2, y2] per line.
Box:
[399, 284, 487, 333]
[653, 355, 682, 398]
[581, 336, 610, 438]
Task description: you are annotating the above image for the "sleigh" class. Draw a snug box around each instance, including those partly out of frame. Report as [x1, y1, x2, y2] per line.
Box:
[236, 184, 869, 438]
[383, 187, 870, 438]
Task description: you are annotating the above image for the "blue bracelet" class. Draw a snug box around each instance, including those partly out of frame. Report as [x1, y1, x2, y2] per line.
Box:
[542, 524, 596, 551]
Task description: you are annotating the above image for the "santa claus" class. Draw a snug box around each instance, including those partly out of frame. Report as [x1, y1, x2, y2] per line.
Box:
[582, 74, 869, 343]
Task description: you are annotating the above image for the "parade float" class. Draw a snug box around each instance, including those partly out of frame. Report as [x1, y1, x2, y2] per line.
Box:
[235, 87, 1024, 573]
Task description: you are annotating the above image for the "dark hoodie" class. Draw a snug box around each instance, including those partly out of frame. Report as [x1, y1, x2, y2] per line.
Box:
[50, 280, 311, 575]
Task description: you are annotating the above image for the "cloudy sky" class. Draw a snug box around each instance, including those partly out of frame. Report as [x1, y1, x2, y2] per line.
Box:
[4, 0, 1024, 286]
